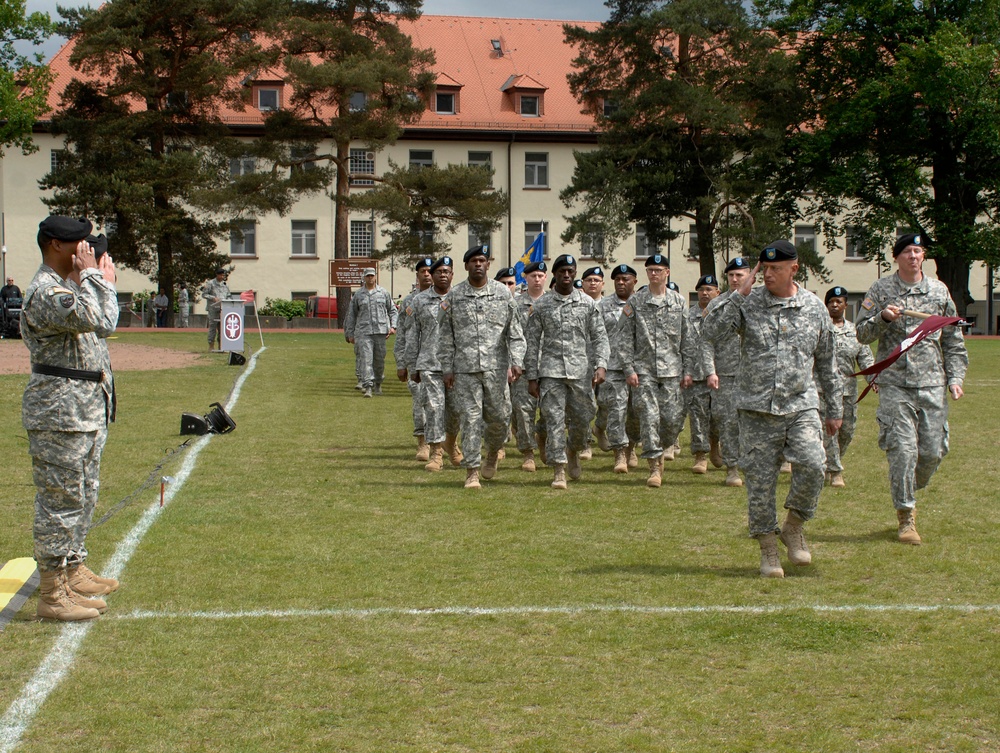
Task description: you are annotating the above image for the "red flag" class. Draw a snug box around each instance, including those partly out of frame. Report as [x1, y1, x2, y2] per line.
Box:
[853, 314, 962, 401]
[240, 290, 255, 303]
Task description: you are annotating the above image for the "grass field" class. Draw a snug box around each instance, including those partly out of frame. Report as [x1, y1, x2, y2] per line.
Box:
[1, 331, 999, 752]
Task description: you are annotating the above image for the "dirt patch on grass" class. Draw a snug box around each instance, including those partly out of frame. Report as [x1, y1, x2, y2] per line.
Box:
[0, 339, 202, 375]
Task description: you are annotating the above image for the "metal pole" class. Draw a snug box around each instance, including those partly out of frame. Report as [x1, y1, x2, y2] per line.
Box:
[988, 263, 995, 336]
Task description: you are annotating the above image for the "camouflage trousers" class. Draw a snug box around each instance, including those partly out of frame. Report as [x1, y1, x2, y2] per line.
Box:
[820, 393, 858, 473]
[452, 370, 511, 468]
[207, 315, 221, 349]
[510, 376, 540, 451]
[422, 372, 460, 444]
[597, 371, 640, 449]
[29, 427, 107, 571]
[407, 378, 426, 437]
[739, 409, 825, 538]
[716, 376, 740, 468]
[635, 377, 685, 459]
[876, 384, 949, 511]
[355, 334, 387, 389]
[538, 377, 596, 465]
[684, 381, 720, 454]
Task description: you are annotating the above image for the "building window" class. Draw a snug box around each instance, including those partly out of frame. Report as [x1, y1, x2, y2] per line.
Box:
[291, 220, 317, 257]
[435, 91, 456, 114]
[230, 221, 257, 257]
[349, 149, 375, 186]
[519, 94, 539, 116]
[524, 221, 548, 258]
[230, 156, 256, 177]
[468, 223, 491, 250]
[468, 151, 492, 169]
[581, 231, 604, 258]
[635, 224, 658, 258]
[291, 291, 316, 301]
[409, 149, 434, 169]
[524, 152, 548, 188]
[349, 91, 367, 112]
[795, 224, 817, 254]
[50, 149, 67, 174]
[687, 224, 700, 260]
[290, 146, 317, 174]
[257, 87, 280, 111]
[845, 226, 867, 260]
[602, 98, 619, 117]
[350, 220, 373, 257]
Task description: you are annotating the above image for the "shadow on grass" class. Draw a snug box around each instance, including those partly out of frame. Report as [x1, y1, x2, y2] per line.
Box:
[574, 561, 823, 580]
[811, 528, 897, 543]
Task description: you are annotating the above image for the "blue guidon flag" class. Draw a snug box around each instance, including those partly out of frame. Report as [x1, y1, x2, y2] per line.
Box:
[514, 232, 545, 285]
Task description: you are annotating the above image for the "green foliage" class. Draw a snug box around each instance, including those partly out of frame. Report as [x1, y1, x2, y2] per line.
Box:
[0, 0, 53, 155]
[259, 296, 306, 319]
[353, 161, 508, 262]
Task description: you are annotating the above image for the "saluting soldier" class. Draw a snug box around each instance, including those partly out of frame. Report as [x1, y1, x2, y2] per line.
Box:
[395, 257, 434, 460]
[22, 216, 121, 621]
[511, 261, 548, 471]
[524, 254, 610, 489]
[438, 246, 525, 489]
[344, 267, 397, 398]
[597, 264, 641, 473]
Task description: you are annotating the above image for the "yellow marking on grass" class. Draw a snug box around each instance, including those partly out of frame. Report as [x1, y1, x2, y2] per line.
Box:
[0, 558, 36, 613]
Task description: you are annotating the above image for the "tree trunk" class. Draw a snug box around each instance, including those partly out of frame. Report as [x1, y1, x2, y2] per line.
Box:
[933, 255, 973, 318]
[695, 205, 715, 279]
[334, 138, 352, 329]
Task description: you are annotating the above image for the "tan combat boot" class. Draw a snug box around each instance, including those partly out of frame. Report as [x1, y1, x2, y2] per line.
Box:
[758, 533, 785, 578]
[568, 451, 583, 480]
[663, 444, 675, 461]
[65, 584, 108, 615]
[709, 439, 724, 468]
[464, 468, 481, 489]
[897, 508, 921, 545]
[779, 510, 812, 566]
[415, 435, 430, 462]
[521, 450, 536, 472]
[830, 472, 845, 488]
[36, 570, 101, 622]
[613, 448, 628, 474]
[67, 564, 112, 596]
[646, 456, 663, 488]
[77, 563, 119, 592]
[579, 447, 593, 460]
[444, 433, 463, 466]
[481, 449, 500, 480]
[424, 443, 444, 472]
[780, 460, 792, 474]
[627, 443, 638, 468]
[551, 463, 568, 490]
[595, 426, 610, 452]
[725, 466, 743, 487]
[692, 452, 709, 474]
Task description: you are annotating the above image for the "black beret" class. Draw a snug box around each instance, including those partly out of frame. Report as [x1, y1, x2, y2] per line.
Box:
[696, 274, 719, 289]
[463, 244, 490, 262]
[38, 215, 92, 242]
[724, 257, 751, 274]
[415, 257, 434, 272]
[430, 256, 454, 272]
[494, 267, 517, 280]
[551, 254, 577, 273]
[893, 233, 923, 258]
[86, 234, 108, 259]
[215, 267, 228, 275]
[645, 253, 669, 268]
[759, 240, 797, 263]
[581, 266, 604, 279]
[573, 279, 583, 289]
[667, 281, 679, 292]
[610, 264, 637, 279]
[523, 261, 547, 275]
[825, 286, 848, 303]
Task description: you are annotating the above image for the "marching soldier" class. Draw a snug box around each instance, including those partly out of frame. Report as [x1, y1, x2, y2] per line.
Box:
[344, 268, 397, 398]
[683, 274, 723, 475]
[395, 257, 434, 460]
[597, 264, 641, 472]
[511, 261, 548, 471]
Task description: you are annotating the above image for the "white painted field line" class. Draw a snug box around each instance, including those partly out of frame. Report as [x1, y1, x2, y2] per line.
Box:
[113, 602, 1000, 621]
[0, 347, 265, 753]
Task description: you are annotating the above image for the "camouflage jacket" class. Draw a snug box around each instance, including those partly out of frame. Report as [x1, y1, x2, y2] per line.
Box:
[598, 295, 630, 372]
[21, 264, 119, 431]
[524, 289, 610, 381]
[393, 288, 426, 367]
[619, 287, 695, 380]
[344, 284, 397, 338]
[685, 304, 717, 381]
[855, 273, 968, 388]
[404, 288, 450, 373]
[201, 278, 230, 316]
[827, 320, 875, 399]
[702, 284, 841, 418]
[438, 279, 525, 374]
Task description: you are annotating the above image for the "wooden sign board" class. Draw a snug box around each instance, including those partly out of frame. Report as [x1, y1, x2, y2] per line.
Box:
[329, 259, 376, 288]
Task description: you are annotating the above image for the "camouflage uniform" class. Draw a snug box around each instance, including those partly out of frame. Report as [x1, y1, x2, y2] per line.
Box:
[524, 289, 610, 464]
[508, 291, 543, 451]
[344, 284, 398, 390]
[21, 264, 119, 570]
[855, 273, 968, 510]
[202, 277, 229, 349]
[703, 285, 840, 537]
[705, 290, 742, 468]
[405, 288, 458, 444]
[597, 294, 640, 449]
[619, 287, 695, 459]
[819, 320, 875, 473]
[394, 288, 427, 438]
[439, 279, 525, 468]
[684, 303, 720, 454]
[177, 287, 190, 328]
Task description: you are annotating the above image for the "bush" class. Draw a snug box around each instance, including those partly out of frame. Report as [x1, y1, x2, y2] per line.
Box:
[260, 297, 306, 319]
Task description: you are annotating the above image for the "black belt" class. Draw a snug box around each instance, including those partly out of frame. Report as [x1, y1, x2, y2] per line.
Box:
[31, 363, 105, 382]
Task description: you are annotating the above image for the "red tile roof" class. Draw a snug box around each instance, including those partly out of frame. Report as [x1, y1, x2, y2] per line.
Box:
[43, 15, 601, 135]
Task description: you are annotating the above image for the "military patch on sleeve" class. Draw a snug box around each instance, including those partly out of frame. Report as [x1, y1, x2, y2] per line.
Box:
[48, 286, 77, 317]
[861, 298, 875, 311]
[405, 306, 414, 316]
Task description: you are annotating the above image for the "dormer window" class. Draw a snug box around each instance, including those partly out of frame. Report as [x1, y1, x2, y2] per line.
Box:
[500, 74, 547, 118]
[256, 87, 280, 111]
[435, 91, 456, 114]
[519, 95, 539, 117]
[349, 92, 367, 112]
